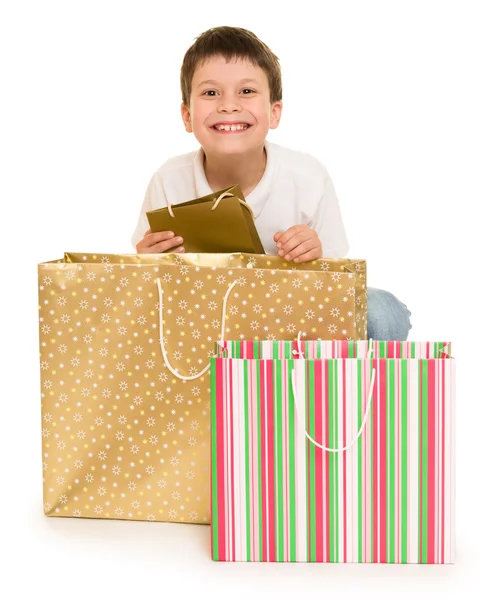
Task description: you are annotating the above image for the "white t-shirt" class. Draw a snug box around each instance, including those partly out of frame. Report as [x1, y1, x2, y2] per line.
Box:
[131, 140, 349, 258]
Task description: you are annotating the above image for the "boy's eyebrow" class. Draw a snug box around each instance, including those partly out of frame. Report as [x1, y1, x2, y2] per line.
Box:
[195, 77, 260, 88]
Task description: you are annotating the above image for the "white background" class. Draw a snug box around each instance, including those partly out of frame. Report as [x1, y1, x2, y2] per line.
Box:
[1, 1, 494, 598]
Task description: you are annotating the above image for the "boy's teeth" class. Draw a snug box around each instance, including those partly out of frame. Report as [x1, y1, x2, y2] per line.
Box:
[215, 124, 248, 131]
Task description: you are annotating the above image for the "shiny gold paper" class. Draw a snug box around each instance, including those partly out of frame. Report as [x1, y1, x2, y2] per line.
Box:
[146, 185, 265, 254]
[38, 252, 366, 523]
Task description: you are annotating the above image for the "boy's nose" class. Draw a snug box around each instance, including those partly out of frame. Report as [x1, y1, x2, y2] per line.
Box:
[218, 104, 241, 113]
[217, 94, 242, 113]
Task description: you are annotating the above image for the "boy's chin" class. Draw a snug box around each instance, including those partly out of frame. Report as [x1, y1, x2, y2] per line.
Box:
[200, 131, 267, 154]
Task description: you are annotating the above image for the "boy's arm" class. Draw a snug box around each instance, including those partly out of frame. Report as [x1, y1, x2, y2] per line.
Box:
[131, 177, 157, 249]
[309, 175, 349, 258]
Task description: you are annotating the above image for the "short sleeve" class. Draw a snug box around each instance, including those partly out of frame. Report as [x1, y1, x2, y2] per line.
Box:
[309, 175, 349, 258]
[130, 174, 167, 250]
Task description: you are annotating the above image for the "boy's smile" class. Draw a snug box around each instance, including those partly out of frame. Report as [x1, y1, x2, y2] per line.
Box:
[210, 121, 252, 134]
[181, 55, 282, 154]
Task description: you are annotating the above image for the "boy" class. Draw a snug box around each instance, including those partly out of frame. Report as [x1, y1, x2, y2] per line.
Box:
[131, 26, 411, 340]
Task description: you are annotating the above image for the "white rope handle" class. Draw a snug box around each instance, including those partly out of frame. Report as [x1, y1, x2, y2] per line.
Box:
[292, 334, 375, 360]
[211, 191, 255, 217]
[291, 365, 376, 453]
[166, 190, 254, 218]
[157, 277, 237, 380]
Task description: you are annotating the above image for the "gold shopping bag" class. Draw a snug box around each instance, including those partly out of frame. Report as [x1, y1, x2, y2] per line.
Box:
[38, 252, 366, 523]
[146, 185, 265, 254]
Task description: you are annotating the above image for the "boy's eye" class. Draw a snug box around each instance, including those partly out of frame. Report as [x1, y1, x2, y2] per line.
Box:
[201, 89, 255, 96]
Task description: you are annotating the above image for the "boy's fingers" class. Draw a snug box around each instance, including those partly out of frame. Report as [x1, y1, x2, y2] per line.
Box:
[153, 236, 183, 253]
[147, 230, 176, 246]
[283, 239, 319, 261]
[293, 248, 322, 264]
[275, 225, 308, 249]
[278, 230, 313, 257]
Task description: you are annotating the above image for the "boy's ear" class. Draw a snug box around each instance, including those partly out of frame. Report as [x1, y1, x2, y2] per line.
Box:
[269, 100, 283, 130]
[181, 103, 193, 133]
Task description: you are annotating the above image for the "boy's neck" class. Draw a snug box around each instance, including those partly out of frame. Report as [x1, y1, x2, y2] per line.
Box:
[203, 143, 267, 198]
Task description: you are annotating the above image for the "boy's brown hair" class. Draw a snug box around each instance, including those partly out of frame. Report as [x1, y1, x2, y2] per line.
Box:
[180, 26, 282, 108]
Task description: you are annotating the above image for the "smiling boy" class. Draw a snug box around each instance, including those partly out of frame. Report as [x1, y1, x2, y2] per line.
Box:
[131, 26, 411, 340]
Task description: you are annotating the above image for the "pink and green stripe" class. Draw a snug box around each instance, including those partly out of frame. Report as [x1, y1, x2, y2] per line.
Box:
[211, 341, 454, 563]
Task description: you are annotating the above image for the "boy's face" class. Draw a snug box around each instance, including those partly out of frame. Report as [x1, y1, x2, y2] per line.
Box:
[181, 55, 282, 155]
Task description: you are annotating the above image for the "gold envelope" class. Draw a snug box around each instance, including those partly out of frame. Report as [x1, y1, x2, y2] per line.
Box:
[146, 184, 265, 254]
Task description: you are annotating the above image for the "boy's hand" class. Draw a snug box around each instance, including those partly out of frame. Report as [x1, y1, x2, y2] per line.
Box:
[273, 225, 322, 263]
[136, 229, 185, 254]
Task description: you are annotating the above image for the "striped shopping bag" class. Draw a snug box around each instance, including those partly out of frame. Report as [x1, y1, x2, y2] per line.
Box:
[210, 340, 455, 563]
